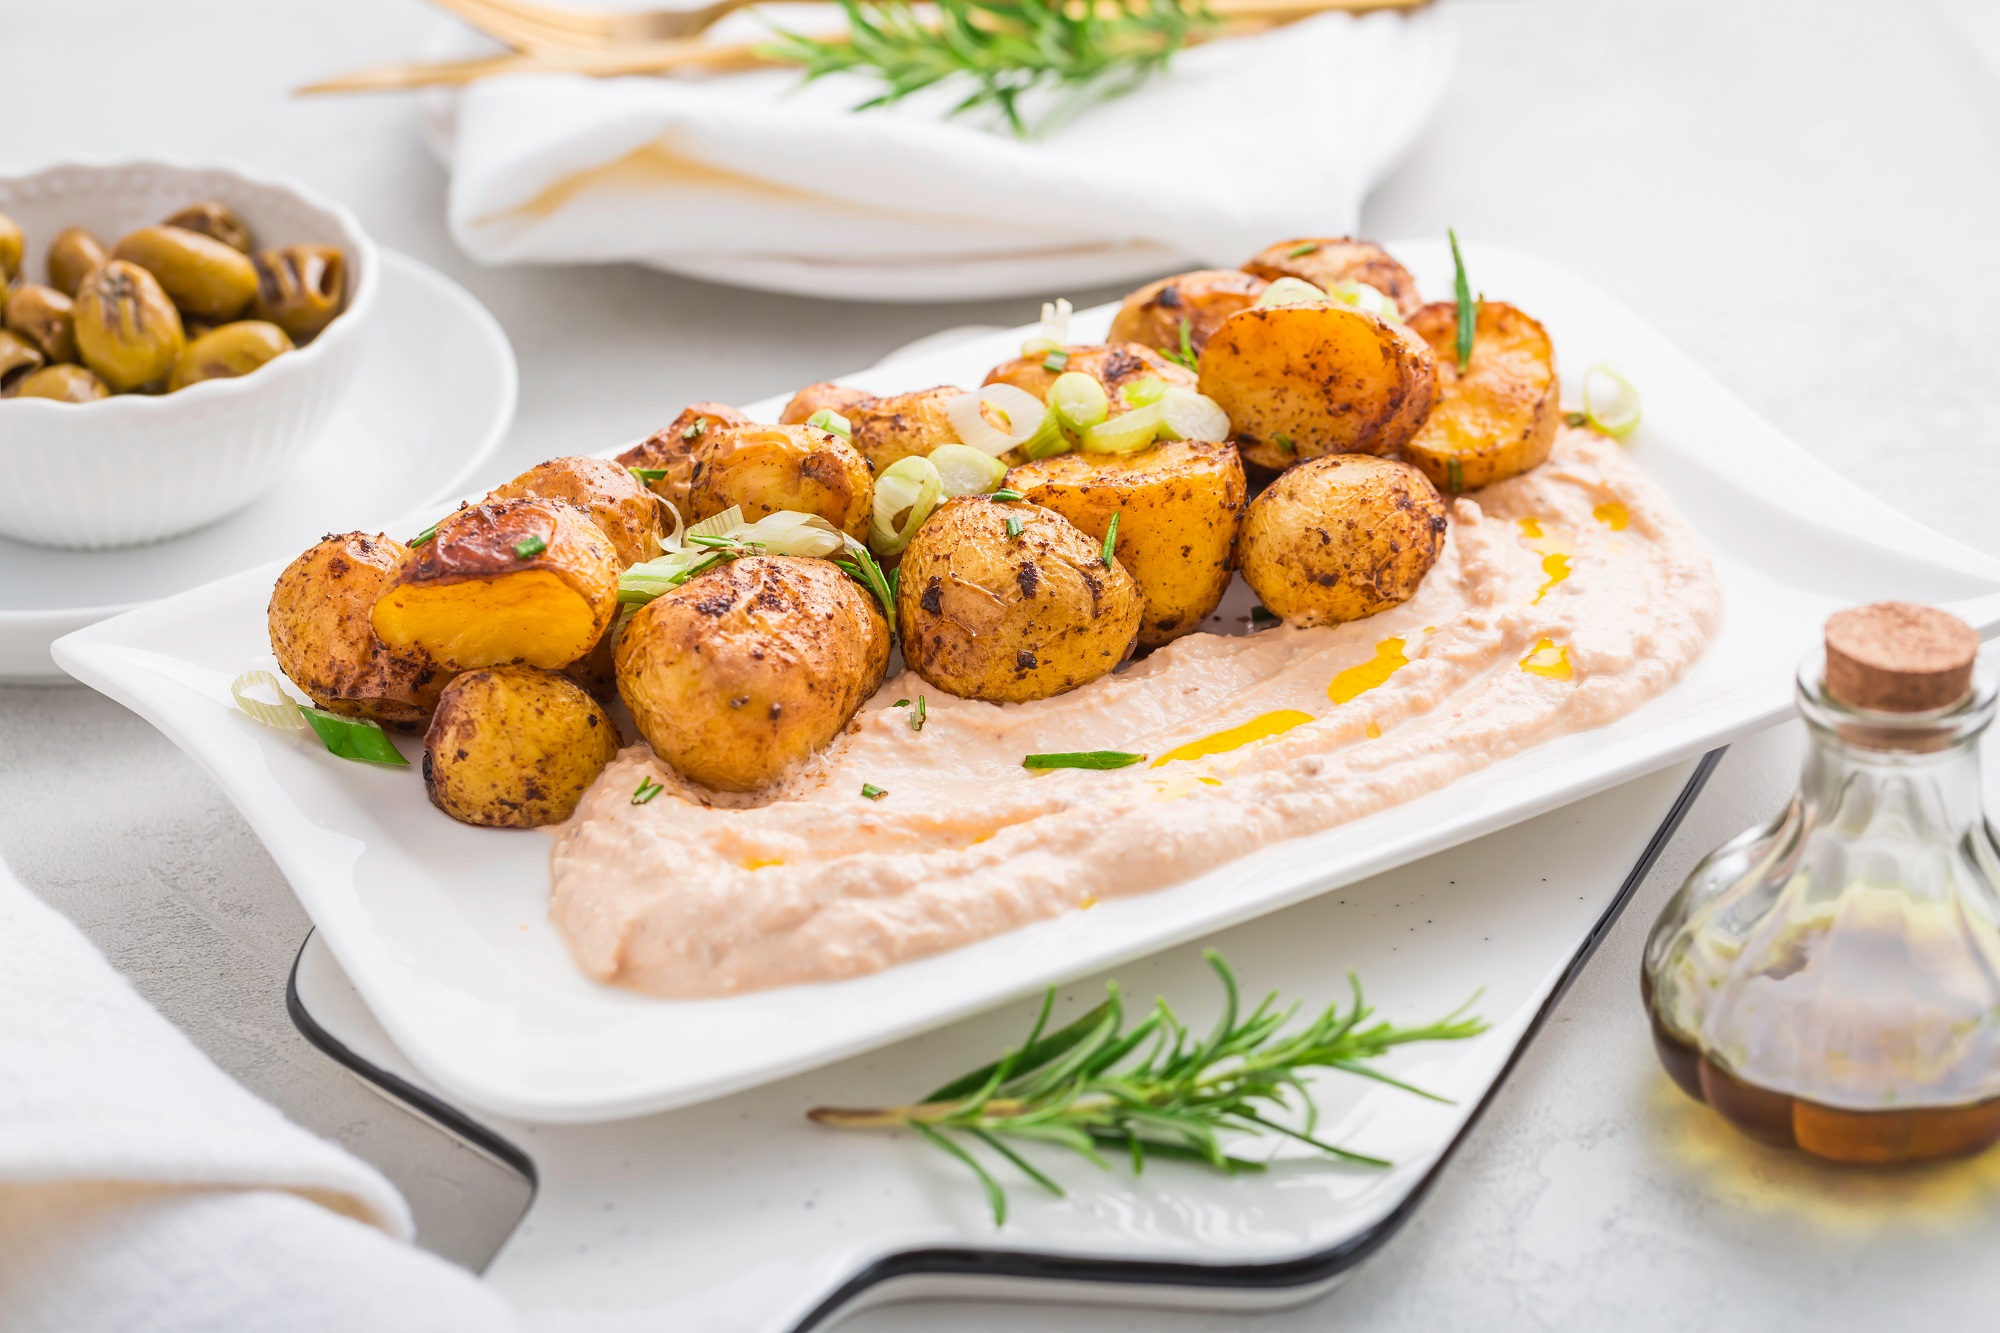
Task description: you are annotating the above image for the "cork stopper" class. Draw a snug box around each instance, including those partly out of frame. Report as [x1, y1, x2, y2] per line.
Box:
[1824, 603, 1979, 712]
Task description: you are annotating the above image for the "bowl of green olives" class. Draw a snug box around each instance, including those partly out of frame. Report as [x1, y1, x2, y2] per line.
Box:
[0, 160, 378, 549]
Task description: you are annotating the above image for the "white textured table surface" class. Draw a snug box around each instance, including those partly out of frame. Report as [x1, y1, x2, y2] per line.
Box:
[3, 0, 2000, 1326]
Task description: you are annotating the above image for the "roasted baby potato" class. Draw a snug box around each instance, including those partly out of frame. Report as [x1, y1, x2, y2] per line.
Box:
[1006, 439, 1247, 647]
[617, 556, 891, 792]
[1239, 454, 1447, 626]
[1108, 270, 1268, 360]
[779, 382, 871, 427]
[984, 342, 1195, 412]
[842, 387, 966, 472]
[422, 666, 621, 828]
[490, 455, 663, 570]
[371, 498, 621, 672]
[1242, 238, 1423, 318]
[897, 496, 1141, 703]
[268, 532, 448, 727]
[688, 423, 874, 538]
[1401, 301, 1561, 493]
[615, 401, 754, 525]
[1197, 303, 1437, 470]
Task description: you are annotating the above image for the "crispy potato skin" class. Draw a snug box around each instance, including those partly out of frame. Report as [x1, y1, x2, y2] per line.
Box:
[1197, 303, 1438, 471]
[1006, 440, 1247, 647]
[983, 342, 1195, 413]
[1401, 301, 1561, 492]
[617, 556, 891, 793]
[615, 401, 754, 525]
[490, 455, 663, 569]
[782, 383, 967, 473]
[688, 423, 874, 537]
[371, 498, 620, 672]
[1242, 238, 1423, 318]
[896, 497, 1141, 703]
[1239, 454, 1447, 626]
[422, 666, 621, 828]
[1108, 270, 1268, 359]
[268, 532, 447, 728]
[779, 382, 871, 427]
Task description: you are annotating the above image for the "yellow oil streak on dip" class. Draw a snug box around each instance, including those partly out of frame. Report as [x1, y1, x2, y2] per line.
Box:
[1152, 711, 1313, 767]
[1329, 638, 1409, 704]
[1518, 517, 1544, 538]
[743, 856, 785, 870]
[1594, 501, 1630, 531]
[1520, 638, 1573, 680]
[1366, 719, 1382, 739]
[1534, 553, 1571, 604]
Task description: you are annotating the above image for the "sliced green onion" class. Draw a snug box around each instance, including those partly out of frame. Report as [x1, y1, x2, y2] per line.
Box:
[1256, 277, 1329, 307]
[1017, 406, 1072, 460]
[1273, 432, 1296, 456]
[1101, 511, 1120, 568]
[1168, 318, 1198, 370]
[833, 536, 898, 620]
[1020, 335, 1061, 359]
[1582, 364, 1642, 440]
[1449, 227, 1475, 372]
[806, 409, 853, 438]
[861, 783, 888, 801]
[1022, 750, 1147, 770]
[681, 416, 709, 441]
[1122, 376, 1167, 408]
[1049, 371, 1109, 434]
[947, 384, 1048, 457]
[988, 487, 1024, 502]
[408, 522, 439, 548]
[1564, 410, 1588, 429]
[629, 466, 668, 484]
[894, 698, 911, 708]
[1286, 241, 1320, 258]
[1036, 297, 1072, 348]
[1081, 401, 1165, 455]
[1042, 349, 1070, 373]
[231, 670, 308, 734]
[1324, 281, 1400, 323]
[632, 776, 664, 805]
[870, 455, 944, 556]
[300, 708, 410, 767]
[929, 443, 1008, 496]
[1446, 456, 1464, 493]
[514, 535, 547, 560]
[912, 695, 927, 732]
[735, 510, 845, 557]
[1005, 517, 1024, 540]
[1156, 388, 1230, 443]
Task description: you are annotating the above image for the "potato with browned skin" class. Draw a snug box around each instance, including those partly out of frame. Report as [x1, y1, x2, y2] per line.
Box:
[779, 382, 871, 428]
[617, 556, 891, 792]
[423, 666, 621, 828]
[1400, 301, 1560, 493]
[687, 423, 874, 538]
[1241, 238, 1423, 318]
[1238, 454, 1447, 626]
[1108, 270, 1268, 360]
[490, 455, 664, 570]
[371, 498, 621, 672]
[269, 532, 448, 727]
[984, 342, 1194, 413]
[615, 401, 755, 523]
[896, 497, 1142, 703]
[1006, 440, 1247, 647]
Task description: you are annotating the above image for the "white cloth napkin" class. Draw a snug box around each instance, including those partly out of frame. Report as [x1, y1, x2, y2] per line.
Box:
[443, 6, 1454, 299]
[0, 861, 518, 1333]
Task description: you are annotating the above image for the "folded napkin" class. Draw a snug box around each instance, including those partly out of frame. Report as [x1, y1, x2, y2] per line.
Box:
[444, 5, 1454, 299]
[0, 861, 518, 1333]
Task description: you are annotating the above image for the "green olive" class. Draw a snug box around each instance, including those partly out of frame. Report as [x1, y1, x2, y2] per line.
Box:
[163, 200, 253, 254]
[13, 363, 108, 402]
[73, 260, 185, 392]
[168, 319, 294, 391]
[250, 245, 345, 343]
[0, 329, 44, 395]
[5, 283, 76, 364]
[46, 227, 110, 298]
[0, 212, 21, 285]
[113, 225, 258, 322]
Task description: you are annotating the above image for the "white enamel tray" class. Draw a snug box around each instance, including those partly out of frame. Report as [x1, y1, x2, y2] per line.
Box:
[54, 241, 2000, 1124]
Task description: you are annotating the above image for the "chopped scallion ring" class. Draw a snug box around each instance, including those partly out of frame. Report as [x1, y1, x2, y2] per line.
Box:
[869, 455, 945, 556]
[1022, 750, 1147, 770]
[1122, 376, 1166, 408]
[632, 776, 664, 805]
[928, 444, 1008, 496]
[628, 466, 667, 484]
[1042, 349, 1070, 373]
[1005, 517, 1024, 540]
[1156, 388, 1230, 443]
[681, 416, 709, 441]
[514, 535, 547, 560]
[1081, 402, 1164, 455]
[861, 783, 888, 801]
[806, 409, 853, 438]
[230, 670, 308, 734]
[1101, 511, 1120, 568]
[1049, 371, 1109, 434]
[1020, 335, 1061, 359]
[946, 384, 1049, 457]
[1256, 276, 1329, 308]
[988, 488, 1024, 502]
[1581, 364, 1642, 440]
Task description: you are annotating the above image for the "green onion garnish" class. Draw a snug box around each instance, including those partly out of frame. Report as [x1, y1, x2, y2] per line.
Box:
[1274, 432, 1295, 456]
[1022, 750, 1146, 770]
[1564, 410, 1587, 429]
[632, 776, 664, 805]
[1042, 349, 1070, 373]
[807, 409, 853, 438]
[1448, 227, 1475, 373]
[300, 708, 410, 767]
[894, 698, 911, 708]
[681, 416, 709, 441]
[1446, 456, 1464, 493]
[1101, 511, 1120, 568]
[912, 695, 928, 732]
[989, 488, 1024, 502]
[1287, 241, 1320, 258]
[1005, 517, 1024, 540]
[409, 522, 439, 548]
[1163, 317, 1197, 371]
[861, 783, 888, 800]
[629, 467, 667, 484]
[833, 538, 897, 622]
[513, 535, 548, 560]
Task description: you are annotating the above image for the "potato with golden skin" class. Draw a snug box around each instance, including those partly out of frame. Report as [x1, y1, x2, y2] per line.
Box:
[1400, 301, 1561, 493]
[779, 382, 871, 427]
[984, 342, 1194, 413]
[1197, 303, 1437, 471]
[490, 455, 664, 570]
[687, 423, 874, 538]
[615, 401, 753, 525]
[371, 498, 620, 672]
[1006, 440, 1247, 647]
[842, 387, 967, 473]
[1242, 238, 1423, 319]
[422, 666, 621, 828]
[1108, 270, 1268, 360]
[617, 556, 891, 793]
[897, 497, 1142, 703]
[268, 532, 448, 728]
[1239, 455, 1447, 626]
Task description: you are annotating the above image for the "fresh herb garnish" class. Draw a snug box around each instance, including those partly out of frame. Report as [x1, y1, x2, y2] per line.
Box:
[1101, 511, 1121, 568]
[1161, 317, 1198, 371]
[1022, 750, 1146, 770]
[300, 708, 410, 767]
[632, 776, 664, 805]
[810, 950, 1487, 1225]
[1564, 410, 1588, 429]
[681, 416, 709, 441]
[1286, 241, 1320, 258]
[834, 538, 897, 622]
[1273, 432, 1295, 456]
[1005, 517, 1024, 541]
[912, 695, 928, 731]
[861, 782, 889, 800]
[894, 698, 911, 708]
[513, 535, 548, 560]
[1448, 227, 1475, 373]
[628, 466, 668, 484]
[1042, 349, 1070, 373]
[1445, 456, 1464, 494]
[989, 488, 1025, 502]
[409, 522, 439, 548]
[807, 408, 853, 438]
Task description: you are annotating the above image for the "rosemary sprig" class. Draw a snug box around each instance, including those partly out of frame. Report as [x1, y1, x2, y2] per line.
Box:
[759, 0, 1216, 138]
[811, 951, 1487, 1225]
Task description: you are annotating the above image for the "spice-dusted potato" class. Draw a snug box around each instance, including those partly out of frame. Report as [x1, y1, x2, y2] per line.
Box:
[615, 401, 754, 524]
[1006, 440, 1247, 647]
[1242, 238, 1423, 318]
[897, 496, 1141, 703]
[617, 556, 891, 793]
[490, 455, 664, 569]
[1400, 301, 1560, 494]
[371, 498, 620, 672]
[268, 531, 448, 727]
[984, 342, 1195, 413]
[687, 423, 874, 538]
[1239, 454, 1447, 626]
[1197, 303, 1437, 471]
[1108, 270, 1268, 360]
[779, 381, 872, 427]
[422, 666, 621, 828]
[843, 387, 965, 472]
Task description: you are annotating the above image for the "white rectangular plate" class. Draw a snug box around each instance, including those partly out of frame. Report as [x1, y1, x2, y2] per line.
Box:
[54, 241, 2000, 1124]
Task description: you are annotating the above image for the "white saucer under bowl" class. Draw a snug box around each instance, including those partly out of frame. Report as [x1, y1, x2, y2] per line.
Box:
[1, 249, 515, 682]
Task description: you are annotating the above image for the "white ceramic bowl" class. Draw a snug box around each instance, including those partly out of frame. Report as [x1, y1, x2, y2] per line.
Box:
[0, 160, 378, 550]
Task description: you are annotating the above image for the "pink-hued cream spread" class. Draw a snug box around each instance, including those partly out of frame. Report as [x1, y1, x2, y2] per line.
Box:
[551, 431, 1722, 996]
